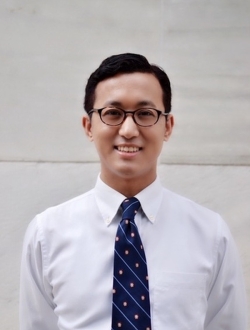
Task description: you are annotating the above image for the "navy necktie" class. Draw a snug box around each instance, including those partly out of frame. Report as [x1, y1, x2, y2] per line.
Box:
[111, 197, 151, 330]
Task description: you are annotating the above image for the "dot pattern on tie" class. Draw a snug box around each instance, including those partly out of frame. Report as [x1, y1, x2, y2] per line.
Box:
[111, 197, 151, 330]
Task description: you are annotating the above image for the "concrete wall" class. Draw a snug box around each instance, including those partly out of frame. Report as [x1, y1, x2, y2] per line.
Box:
[0, 1, 249, 328]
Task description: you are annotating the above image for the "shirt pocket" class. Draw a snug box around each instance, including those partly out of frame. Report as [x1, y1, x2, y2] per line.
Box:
[153, 272, 207, 330]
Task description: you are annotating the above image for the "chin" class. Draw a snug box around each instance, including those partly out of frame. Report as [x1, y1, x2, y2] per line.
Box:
[114, 165, 152, 180]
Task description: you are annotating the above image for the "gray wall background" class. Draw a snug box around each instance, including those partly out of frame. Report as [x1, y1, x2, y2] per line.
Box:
[0, 1, 249, 328]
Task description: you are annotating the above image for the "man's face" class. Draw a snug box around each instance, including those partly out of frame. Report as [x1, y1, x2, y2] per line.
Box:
[83, 72, 174, 191]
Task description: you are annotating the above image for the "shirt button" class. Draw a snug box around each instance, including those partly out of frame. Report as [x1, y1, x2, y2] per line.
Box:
[106, 218, 111, 225]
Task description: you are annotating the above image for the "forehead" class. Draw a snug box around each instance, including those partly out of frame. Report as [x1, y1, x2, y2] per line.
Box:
[94, 72, 164, 108]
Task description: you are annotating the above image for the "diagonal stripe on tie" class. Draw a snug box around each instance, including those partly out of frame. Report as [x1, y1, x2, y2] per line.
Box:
[114, 250, 149, 291]
[112, 302, 140, 330]
[118, 224, 146, 263]
[111, 197, 151, 330]
[113, 276, 151, 318]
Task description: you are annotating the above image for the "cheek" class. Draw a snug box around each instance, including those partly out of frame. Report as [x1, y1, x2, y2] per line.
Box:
[149, 132, 166, 155]
[91, 122, 111, 140]
[91, 127, 115, 151]
[147, 127, 166, 144]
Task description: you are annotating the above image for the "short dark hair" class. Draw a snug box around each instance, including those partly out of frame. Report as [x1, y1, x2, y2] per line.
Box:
[84, 53, 172, 114]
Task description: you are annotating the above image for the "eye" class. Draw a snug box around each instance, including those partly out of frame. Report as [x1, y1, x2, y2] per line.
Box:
[136, 109, 156, 117]
[102, 108, 123, 117]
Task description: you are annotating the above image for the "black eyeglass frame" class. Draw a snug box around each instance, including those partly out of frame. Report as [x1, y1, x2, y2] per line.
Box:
[88, 107, 169, 127]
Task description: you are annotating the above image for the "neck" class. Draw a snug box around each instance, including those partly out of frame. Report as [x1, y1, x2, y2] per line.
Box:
[100, 173, 156, 197]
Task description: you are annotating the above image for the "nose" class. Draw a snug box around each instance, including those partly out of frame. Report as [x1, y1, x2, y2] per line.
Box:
[118, 114, 140, 139]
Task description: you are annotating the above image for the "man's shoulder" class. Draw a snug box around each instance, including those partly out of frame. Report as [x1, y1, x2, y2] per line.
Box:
[160, 187, 231, 243]
[44, 188, 95, 213]
[23, 188, 98, 254]
[162, 187, 221, 222]
[32, 188, 96, 228]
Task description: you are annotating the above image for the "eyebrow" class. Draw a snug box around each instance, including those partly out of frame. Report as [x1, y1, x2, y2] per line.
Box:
[104, 100, 157, 108]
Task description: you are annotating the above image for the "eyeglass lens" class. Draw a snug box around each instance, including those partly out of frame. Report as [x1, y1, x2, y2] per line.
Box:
[101, 108, 159, 126]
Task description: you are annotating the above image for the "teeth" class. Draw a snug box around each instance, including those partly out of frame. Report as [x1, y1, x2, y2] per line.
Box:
[117, 146, 140, 153]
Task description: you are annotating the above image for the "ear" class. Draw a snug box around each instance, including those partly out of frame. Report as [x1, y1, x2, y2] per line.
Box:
[82, 116, 93, 141]
[164, 114, 174, 141]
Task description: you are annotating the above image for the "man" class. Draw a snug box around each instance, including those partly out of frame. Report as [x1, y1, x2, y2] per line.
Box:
[20, 53, 247, 329]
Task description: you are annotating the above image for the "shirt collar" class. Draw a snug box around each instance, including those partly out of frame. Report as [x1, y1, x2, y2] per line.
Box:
[94, 174, 164, 226]
[135, 177, 163, 224]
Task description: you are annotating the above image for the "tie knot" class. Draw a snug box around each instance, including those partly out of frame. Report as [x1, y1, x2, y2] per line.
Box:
[121, 197, 141, 222]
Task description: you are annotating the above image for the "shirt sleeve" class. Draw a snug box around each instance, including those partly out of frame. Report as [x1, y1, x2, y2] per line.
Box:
[19, 217, 58, 330]
[204, 216, 248, 330]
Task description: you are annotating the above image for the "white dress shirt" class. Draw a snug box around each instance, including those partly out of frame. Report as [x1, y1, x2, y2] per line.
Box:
[20, 176, 247, 330]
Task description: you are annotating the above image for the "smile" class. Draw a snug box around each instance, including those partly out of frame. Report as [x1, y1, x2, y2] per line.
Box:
[116, 146, 141, 153]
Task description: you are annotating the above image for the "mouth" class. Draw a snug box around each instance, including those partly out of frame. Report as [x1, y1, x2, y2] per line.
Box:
[115, 146, 142, 153]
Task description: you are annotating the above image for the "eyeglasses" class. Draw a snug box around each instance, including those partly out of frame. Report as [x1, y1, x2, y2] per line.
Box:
[89, 107, 169, 127]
